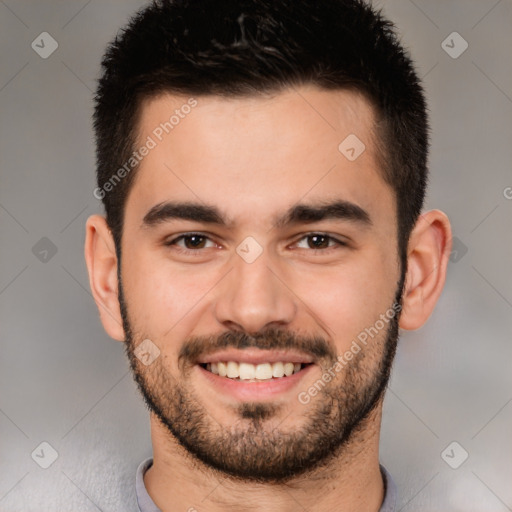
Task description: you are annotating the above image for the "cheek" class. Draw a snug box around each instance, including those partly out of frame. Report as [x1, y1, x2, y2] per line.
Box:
[296, 253, 398, 351]
[121, 251, 217, 335]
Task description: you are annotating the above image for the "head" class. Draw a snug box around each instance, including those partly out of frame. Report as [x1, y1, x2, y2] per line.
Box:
[85, 0, 451, 482]
[93, 0, 428, 266]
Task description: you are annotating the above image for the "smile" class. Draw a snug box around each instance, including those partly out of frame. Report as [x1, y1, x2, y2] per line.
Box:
[200, 361, 312, 381]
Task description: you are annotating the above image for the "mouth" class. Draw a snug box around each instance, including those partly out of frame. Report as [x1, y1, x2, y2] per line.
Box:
[198, 361, 313, 382]
[195, 349, 316, 401]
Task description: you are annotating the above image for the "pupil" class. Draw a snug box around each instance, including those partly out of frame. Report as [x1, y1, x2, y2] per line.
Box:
[187, 235, 204, 248]
[310, 235, 327, 248]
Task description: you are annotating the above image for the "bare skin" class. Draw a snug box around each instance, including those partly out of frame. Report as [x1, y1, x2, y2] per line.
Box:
[85, 85, 451, 511]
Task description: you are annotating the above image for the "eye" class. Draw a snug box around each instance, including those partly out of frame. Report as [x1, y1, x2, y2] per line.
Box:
[164, 232, 348, 256]
[293, 233, 347, 252]
[164, 233, 218, 253]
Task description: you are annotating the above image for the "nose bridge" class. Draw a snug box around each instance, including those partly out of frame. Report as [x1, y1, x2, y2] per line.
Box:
[214, 244, 296, 333]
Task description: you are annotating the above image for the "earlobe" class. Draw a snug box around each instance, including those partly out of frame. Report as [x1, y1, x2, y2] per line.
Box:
[84, 214, 125, 341]
[399, 210, 452, 331]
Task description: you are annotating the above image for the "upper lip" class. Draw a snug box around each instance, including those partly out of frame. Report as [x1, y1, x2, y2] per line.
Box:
[196, 348, 315, 365]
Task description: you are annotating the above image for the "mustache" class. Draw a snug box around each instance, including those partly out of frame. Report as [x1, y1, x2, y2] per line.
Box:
[178, 326, 335, 369]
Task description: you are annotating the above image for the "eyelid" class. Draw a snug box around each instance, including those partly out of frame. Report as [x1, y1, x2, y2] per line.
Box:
[164, 232, 219, 249]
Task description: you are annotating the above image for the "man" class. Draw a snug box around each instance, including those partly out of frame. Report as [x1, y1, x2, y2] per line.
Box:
[84, 0, 452, 510]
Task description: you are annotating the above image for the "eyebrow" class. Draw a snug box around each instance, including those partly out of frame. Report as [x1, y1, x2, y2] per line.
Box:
[141, 199, 371, 230]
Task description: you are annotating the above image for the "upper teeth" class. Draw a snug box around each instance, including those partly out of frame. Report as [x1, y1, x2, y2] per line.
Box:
[205, 361, 303, 380]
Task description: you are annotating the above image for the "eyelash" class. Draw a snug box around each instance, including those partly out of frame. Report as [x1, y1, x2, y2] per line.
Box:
[164, 232, 348, 255]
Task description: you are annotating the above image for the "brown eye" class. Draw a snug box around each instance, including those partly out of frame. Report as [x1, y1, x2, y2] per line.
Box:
[307, 234, 330, 249]
[165, 233, 217, 252]
[181, 234, 207, 249]
[294, 233, 346, 251]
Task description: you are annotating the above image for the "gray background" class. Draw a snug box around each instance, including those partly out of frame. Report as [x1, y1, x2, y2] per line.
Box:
[0, 0, 511, 510]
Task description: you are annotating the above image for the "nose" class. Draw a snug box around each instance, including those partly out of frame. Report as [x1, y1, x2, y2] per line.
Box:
[213, 247, 297, 334]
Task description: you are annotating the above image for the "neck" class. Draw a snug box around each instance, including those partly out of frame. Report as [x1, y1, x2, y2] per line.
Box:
[144, 403, 386, 512]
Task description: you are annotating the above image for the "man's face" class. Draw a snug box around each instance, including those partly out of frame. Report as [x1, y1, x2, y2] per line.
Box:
[119, 86, 403, 481]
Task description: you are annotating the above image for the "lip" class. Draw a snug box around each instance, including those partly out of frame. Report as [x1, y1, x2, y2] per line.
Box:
[196, 362, 315, 401]
[196, 348, 315, 365]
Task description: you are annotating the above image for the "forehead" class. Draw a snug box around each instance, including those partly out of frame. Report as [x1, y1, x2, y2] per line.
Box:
[125, 85, 394, 233]
[137, 85, 377, 150]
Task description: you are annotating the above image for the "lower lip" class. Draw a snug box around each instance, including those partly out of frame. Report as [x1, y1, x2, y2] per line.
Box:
[196, 364, 315, 401]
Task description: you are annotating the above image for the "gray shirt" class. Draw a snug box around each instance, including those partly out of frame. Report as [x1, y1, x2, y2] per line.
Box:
[136, 457, 397, 511]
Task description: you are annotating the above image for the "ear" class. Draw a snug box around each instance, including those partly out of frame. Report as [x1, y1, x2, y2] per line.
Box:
[399, 209, 452, 331]
[84, 214, 125, 341]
